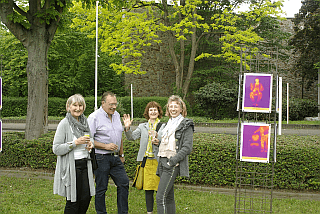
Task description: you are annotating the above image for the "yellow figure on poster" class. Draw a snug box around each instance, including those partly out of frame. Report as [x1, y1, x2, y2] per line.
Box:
[250, 78, 264, 106]
[250, 126, 269, 152]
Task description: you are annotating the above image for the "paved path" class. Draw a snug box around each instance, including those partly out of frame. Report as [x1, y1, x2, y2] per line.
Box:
[1, 167, 319, 201]
[2, 123, 319, 135]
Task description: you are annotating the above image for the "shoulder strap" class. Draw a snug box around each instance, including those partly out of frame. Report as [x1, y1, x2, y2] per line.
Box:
[156, 122, 163, 132]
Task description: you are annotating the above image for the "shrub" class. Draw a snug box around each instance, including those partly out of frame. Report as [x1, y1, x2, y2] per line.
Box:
[0, 132, 319, 191]
[194, 82, 238, 119]
[242, 98, 319, 122]
[282, 98, 319, 121]
[2, 96, 192, 118]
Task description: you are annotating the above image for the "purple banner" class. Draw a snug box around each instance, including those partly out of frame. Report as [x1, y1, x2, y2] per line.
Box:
[242, 73, 272, 113]
[240, 123, 271, 163]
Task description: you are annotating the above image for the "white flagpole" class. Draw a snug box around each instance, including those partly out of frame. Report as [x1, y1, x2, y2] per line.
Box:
[278, 77, 282, 135]
[287, 83, 289, 124]
[95, 1, 99, 111]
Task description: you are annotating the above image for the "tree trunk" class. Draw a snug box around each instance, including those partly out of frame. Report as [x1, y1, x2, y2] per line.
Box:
[162, 0, 181, 91]
[24, 30, 49, 140]
[182, 14, 197, 100]
[1, 0, 61, 139]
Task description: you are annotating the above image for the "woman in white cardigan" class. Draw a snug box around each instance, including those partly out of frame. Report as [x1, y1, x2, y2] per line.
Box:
[53, 94, 95, 214]
[123, 101, 165, 214]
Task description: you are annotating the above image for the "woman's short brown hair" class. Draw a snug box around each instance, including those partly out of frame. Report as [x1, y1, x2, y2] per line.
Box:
[143, 101, 163, 120]
[165, 95, 187, 117]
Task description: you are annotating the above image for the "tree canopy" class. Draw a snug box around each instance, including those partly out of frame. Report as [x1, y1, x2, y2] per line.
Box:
[71, 0, 286, 99]
[0, 0, 125, 139]
[290, 0, 320, 98]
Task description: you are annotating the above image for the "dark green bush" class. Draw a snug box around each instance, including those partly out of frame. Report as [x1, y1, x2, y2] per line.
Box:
[3, 96, 192, 118]
[242, 98, 319, 122]
[194, 82, 238, 119]
[282, 98, 319, 121]
[1, 97, 28, 117]
[1, 132, 319, 191]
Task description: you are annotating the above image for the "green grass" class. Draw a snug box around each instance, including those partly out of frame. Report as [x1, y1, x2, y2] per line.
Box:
[1, 176, 320, 213]
[3, 116, 320, 125]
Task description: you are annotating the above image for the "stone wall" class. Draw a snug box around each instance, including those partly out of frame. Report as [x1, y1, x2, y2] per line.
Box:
[124, 32, 176, 98]
[277, 18, 319, 100]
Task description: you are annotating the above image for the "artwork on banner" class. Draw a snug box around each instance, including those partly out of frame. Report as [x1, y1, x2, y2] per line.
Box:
[240, 123, 271, 163]
[242, 73, 273, 113]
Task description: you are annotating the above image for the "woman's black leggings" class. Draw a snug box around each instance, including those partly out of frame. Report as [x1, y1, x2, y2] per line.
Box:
[145, 190, 155, 212]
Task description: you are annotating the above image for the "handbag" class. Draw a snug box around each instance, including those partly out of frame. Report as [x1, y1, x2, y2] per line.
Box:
[90, 148, 98, 171]
[132, 157, 147, 190]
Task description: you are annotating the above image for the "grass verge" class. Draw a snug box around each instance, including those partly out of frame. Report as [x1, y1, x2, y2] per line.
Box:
[1, 176, 320, 214]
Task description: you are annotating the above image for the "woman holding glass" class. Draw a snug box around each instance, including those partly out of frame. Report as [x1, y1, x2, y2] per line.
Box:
[156, 95, 194, 214]
[123, 101, 165, 214]
[53, 94, 95, 214]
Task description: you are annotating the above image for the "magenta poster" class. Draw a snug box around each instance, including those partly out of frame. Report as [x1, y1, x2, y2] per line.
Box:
[240, 123, 271, 163]
[242, 73, 273, 113]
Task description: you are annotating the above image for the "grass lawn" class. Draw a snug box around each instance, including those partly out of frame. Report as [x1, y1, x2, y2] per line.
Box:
[1, 176, 320, 214]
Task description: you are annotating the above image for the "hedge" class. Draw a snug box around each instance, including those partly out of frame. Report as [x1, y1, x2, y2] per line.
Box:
[1, 96, 191, 118]
[1, 132, 319, 191]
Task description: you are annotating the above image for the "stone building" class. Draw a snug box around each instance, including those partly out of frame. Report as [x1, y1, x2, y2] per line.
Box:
[125, 17, 319, 102]
[124, 31, 175, 97]
[277, 18, 318, 100]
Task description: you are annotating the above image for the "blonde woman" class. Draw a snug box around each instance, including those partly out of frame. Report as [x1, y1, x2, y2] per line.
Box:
[156, 95, 194, 214]
[53, 94, 95, 213]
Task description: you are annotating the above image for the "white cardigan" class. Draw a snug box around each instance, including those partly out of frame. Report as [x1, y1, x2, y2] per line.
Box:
[52, 118, 95, 202]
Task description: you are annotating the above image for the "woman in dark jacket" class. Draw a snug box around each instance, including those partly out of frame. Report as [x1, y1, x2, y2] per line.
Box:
[156, 95, 194, 214]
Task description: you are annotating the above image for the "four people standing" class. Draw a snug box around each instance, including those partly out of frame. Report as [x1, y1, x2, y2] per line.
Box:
[88, 91, 129, 214]
[53, 94, 95, 214]
[123, 101, 165, 214]
[53, 93, 193, 214]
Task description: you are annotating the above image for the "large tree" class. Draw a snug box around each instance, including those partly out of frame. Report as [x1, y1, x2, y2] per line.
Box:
[290, 0, 320, 98]
[71, 0, 285, 99]
[0, 0, 124, 139]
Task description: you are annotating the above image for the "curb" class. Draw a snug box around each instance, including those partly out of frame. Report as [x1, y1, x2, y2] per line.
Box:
[2, 119, 319, 129]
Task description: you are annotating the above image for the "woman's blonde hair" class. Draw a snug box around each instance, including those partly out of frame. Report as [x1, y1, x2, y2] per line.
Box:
[66, 94, 86, 112]
[165, 95, 187, 117]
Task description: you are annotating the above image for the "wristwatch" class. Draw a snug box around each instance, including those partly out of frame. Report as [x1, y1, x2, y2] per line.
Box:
[120, 154, 125, 158]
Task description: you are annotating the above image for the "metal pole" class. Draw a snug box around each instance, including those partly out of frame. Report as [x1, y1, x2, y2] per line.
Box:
[94, 1, 99, 111]
[131, 84, 133, 119]
[287, 83, 289, 124]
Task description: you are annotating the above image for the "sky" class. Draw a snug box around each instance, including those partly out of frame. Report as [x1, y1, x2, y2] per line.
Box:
[281, 0, 302, 17]
[238, 0, 303, 18]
